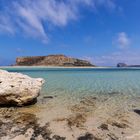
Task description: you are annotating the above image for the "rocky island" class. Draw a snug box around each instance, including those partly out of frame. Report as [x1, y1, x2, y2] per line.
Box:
[16, 54, 94, 67]
[117, 63, 140, 67]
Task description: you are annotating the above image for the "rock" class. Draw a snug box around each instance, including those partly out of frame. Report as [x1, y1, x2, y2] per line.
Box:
[67, 113, 87, 128]
[12, 128, 34, 140]
[43, 95, 54, 99]
[117, 63, 127, 67]
[16, 54, 95, 67]
[107, 133, 118, 140]
[0, 69, 44, 106]
[52, 135, 66, 140]
[99, 123, 109, 130]
[77, 133, 102, 140]
[117, 63, 140, 67]
[77, 133, 94, 140]
[111, 121, 129, 128]
[133, 109, 140, 115]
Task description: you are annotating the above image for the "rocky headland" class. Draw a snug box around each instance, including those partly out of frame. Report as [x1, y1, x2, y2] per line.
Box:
[16, 54, 94, 67]
[0, 69, 44, 106]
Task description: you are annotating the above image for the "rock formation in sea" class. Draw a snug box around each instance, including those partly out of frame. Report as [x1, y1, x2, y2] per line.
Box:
[117, 63, 128, 67]
[117, 63, 140, 67]
[0, 69, 44, 106]
[16, 54, 94, 67]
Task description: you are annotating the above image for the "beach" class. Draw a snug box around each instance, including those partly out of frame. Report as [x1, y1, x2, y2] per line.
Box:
[0, 67, 140, 140]
[0, 0, 139, 139]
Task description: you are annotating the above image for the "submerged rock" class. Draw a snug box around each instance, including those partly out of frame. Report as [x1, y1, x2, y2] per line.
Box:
[111, 121, 129, 129]
[0, 69, 44, 106]
[67, 113, 87, 128]
[43, 95, 54, 99]
[133, 109, 140, 115]
[99, 123, 109, 130]
[77, 133, 102, 140]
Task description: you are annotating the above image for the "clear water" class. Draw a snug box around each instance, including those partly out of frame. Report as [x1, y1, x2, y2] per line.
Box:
[2, 67, 140, 120]
[2, 67, 140, 139]
[3, 67, 140, 98]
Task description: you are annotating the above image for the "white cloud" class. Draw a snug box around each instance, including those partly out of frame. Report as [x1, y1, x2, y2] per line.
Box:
[97, 0, 116, 10]
[114, 32, 131, 49]
[93, 51, 140, 66]
[82, 56, 94, 63]
[0, 14, 15, 35]
[0, 0, 117, 42]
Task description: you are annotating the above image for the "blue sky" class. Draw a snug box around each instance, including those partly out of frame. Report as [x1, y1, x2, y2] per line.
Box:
[0, 0, 140, 66]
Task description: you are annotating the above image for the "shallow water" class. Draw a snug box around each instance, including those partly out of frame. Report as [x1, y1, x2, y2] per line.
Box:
[4, 67, 140, 96]
[1, 67, 140, 139]
[2, 67, 140, 109]
[2, 67, 140, 110]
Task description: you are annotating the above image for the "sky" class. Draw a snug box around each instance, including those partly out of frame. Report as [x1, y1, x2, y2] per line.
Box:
[0, 0, 140, 66]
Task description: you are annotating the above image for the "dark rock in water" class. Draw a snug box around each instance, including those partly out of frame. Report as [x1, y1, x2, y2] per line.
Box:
[32, 123, 51, 140]
[80, 96, 96, 107]
[134, 109, 140, 115]
[41, 95, 57, 104]
[78, 133, 94, 140]
[108, 92, 120, 95]
[99, 123, 109, 130]
[14, 113, 38, 125]
[15, 54, 95, 67]
[77, 133, 101, 140]
[0, 108, 67, 140]
[107, 133, 118, 140]
[52, 135, 66, 140]
[67, 113, 86, 128]
[117, 63, 140, 67]
[43, 95, 54, 99]
[117, 63, 127, 67]
[111, 121, 129, 128]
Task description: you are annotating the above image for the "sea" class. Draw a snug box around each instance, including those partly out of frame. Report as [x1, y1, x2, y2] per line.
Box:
[1, 67, 140, 139]
[3, 67, 140, 97]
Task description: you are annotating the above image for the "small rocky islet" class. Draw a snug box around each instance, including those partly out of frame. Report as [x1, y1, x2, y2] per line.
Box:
[1, 69, 140, 139]
[15, 54, 94, 67]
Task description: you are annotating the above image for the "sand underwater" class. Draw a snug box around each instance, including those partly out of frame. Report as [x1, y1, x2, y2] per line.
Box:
[0, 67, 140, 140]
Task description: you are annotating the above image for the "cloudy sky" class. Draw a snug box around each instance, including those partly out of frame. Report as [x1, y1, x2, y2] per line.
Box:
[0, 0, 140, 66]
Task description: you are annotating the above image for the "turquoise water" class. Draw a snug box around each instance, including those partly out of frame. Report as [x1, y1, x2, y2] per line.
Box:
[2, 67, 140, 139]
[2, 67, 140, 99]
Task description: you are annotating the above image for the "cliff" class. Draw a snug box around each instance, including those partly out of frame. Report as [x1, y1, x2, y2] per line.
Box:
[16, 55, 94, 67]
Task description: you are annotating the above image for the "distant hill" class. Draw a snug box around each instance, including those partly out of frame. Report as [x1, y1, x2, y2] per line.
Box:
[15, 54, 95, 67]
[117, 63, 140, 67]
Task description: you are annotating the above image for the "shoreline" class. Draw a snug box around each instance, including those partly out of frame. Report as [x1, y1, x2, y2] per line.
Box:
[1, 66, 140, 70]
[0, 66, 113, 69]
